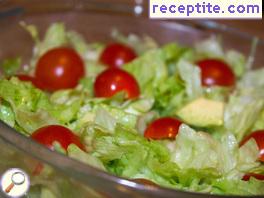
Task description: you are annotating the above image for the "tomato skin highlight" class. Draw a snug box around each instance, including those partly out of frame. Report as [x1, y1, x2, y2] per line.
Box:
[35, 47, 85, 91]
[196, 59, 235, 87]
[94, 68, 140, 99]
[31, 125, 85, 151]
[144, 117, 182, 140]
[100, 43, 137, 68]
[240, 130, 264, 162]
[242, 173, 264, 181]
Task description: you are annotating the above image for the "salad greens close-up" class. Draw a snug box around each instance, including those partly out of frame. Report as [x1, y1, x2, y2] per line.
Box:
[0, 22, 264, 197]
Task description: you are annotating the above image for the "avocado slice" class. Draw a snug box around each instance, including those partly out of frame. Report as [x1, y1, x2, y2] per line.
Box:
[177, 98, 224, 127]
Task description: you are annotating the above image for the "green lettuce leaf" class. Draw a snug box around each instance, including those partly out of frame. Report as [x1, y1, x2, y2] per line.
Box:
[123, 49, 168, 96]
[224, 92, 264, 141]
[0, 78, 50, 112]
[73, 98, 149, 132]
[212, 178, 264, 195]
[161, 43, 194, 75]
[203, 86, 230, 102]
[168, 125, 259, 178]
[82, 122, 261, 194]
[252, 109, 264, 131]
[239, 68, 264, 89]
[176, 59, 202, 100]
[153, 76, 185, 115]
[37, 23, 67, 55]
[67, 144, 106, 170]
[0, 100, 15, 127]
[15, 109, 58, 134]
[84, 123, 170, 178]
[194, 36, 224, 58]
[111, 29, 158, 54]
[0, 78, 86, 133]
[225, 50, 246, 78]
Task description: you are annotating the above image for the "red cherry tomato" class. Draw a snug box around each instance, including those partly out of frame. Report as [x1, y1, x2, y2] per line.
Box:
[144, 117, 182, 140]
[35, 47, 85, 91]
[31, 125, 85, 151]
[100, 43, 137, 68]
[132, 178, 159, 187]
[15, 74, 45, 89]
[94, 68, 140, 99]
[242, 173, 264, 181]
[240, 130, 264, 162]
[196, 59, 235, 87]
[16, 74, 35, 83]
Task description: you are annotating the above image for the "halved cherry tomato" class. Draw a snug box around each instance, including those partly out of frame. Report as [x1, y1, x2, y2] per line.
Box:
[35, 47, 85, 91]
[242, 173, 264, 181]
[196, 59, 235, 87]
[31, 125, 85, 151]
[132, 178, 159, 187]
[144, 117, 182, 140]
[240, 130, 264, 162]
[15, 74, 45, 89]
[100, 43, 137, 68]
[94, 68, 140, 99]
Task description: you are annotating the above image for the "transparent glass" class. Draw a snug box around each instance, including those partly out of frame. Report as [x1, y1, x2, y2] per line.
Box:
[0, 1, 263, 198]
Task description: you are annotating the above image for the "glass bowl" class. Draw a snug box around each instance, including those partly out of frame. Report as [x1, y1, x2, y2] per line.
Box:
[0, 1, 263, 197]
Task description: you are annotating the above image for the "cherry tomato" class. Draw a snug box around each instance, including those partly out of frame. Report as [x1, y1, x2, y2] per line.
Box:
[196, 59, 235, 87]
[31, 125, 85, 151]
[240, 130, 264, 162]
[16, 74, 35, 83]
[94, 68, 140, 99]
[35, 47, 85, 91]
[144, 117, 182, 140]
[100, 43, 137, 68]
[132, 178, 159, 187]
[242, 173, 264, 181]
[15, 74, 45, 89]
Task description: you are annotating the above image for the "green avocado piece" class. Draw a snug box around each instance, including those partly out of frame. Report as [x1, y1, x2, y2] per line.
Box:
[177, 98, 224, 127]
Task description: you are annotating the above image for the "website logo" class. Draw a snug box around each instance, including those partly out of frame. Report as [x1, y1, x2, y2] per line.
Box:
[149, 0, 262, 19]
[0, 168, 30, 197]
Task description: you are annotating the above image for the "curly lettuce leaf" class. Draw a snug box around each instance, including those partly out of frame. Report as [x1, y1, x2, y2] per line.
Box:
[167, 125, 260, 178]
[88, 123, 170, 178]
[0, 78, 86, 133]
[176, 59, 202, 100]
[111, 29, 158, 55]
[0, 78, 50, 112]
[153, 76, 185, 115]
[239, 67, 264, 89]
[212, 178, 264, 196]
[67, 144, 106, 171]
[82, 122, 261, 194]
[0, 100, 15, 127]
[194, 36, 224, 58]
[224, 93, 264, 141]
[123, 49, 168, 96]
[71, 94, 153, 132]
[252, 109, 264, 131]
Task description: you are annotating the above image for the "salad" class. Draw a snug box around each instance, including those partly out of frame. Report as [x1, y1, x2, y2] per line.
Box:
[0, 22, 264, 196]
